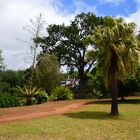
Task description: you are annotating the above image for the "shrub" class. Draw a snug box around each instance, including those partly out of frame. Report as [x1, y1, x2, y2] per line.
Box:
[17, 85, 42, 105]
[50, 86, 73, 100]
[19, 97, 27, 106]
[35, 91, 49, 104]
[18, 97, 38, 106]
[0, 94, 20, 108]
[31, 97, 38, 105]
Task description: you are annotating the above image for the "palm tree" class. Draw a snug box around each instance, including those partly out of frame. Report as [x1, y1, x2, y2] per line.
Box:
[89, 17, 139, 115]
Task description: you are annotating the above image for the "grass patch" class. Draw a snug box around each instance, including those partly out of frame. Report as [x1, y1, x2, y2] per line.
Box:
[0, 97, 140, 140]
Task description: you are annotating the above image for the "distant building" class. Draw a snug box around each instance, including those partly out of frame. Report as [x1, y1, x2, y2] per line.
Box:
[60, 79, 79, 87]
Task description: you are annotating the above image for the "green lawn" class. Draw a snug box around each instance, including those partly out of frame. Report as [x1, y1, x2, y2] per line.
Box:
[0, 98, 140, 140]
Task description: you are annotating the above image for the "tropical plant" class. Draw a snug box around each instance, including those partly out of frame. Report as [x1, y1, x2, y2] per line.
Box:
[17, 85, 41, 105]
[88, 16, 140, 115]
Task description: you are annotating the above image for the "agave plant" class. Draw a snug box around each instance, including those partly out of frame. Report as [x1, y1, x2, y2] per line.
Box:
[17, 85, 41, 105]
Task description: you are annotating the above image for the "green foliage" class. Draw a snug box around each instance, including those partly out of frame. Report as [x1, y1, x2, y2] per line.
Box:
[17, 85, 41, 97]
[50, 86, 73, 100]
[77, 71, 104, 99]
[19, 98, 27, 106]
[35, 91, 49, 104]
[17, 85, 42, 105]
[0, 94, 20, 108]
[118, 65, 140, 96]
[0, 70, 27, 94]
[19, 97, 38, 106]
[0, 82, 10, 93]
[37, 13, 103, 93]
[36, 53, 61, 93]
[88, 16, 140, 115]
[89, 16, 139, 89]
[30, 97, 38, 105]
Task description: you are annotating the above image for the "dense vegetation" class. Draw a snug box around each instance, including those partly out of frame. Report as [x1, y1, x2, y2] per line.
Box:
[0, 13, 140, 115]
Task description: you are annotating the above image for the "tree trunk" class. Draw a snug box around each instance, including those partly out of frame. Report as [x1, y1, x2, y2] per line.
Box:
[120, 92, 125, 102]
[79, 77, 86, 93]
[78, 67, 86, 93]
[111, 62, 119, 116]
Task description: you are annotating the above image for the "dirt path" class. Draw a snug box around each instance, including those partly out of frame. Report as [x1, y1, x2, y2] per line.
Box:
[1, 96, 137, 124]
[0, 100, 93, 124]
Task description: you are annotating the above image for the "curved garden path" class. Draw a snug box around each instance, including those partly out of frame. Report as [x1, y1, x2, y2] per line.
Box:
[0, 100, 93, 124]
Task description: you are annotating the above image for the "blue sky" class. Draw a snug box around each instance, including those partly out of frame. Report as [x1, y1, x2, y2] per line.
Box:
[0, 0, 140, 70]
[59, 0, 138, 16]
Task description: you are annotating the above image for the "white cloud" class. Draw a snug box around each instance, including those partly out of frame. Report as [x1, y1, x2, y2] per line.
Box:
[73, 0, 97, 14]
[122, 0, 140, 30]
[98, 0, 125, 5]
[135, 0, 140, 4]
[0, 0, 75, 70]
[124, 9, 140, 28]
[0, 0, 98, 70]
[1, 0, 139, 70]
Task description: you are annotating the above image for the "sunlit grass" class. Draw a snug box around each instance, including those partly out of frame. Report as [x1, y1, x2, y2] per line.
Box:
[0, 97, 140, 140]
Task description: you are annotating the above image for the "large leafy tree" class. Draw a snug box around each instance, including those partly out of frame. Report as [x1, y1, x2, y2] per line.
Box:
[89, 17, 140, 115]
[37, 13, 103, 92]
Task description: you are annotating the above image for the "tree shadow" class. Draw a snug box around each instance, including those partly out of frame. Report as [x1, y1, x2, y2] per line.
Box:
[119, 98, 140, 104]
[85, 98, 140, 105]
[64, 111, 120, 120]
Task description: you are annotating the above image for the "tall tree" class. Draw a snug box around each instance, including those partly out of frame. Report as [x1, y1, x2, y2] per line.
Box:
[88, 17, 140, 115]
[37, 13, 103, 92]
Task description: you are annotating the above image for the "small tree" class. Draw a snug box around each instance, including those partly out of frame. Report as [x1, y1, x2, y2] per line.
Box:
[36, 53, 61, 94]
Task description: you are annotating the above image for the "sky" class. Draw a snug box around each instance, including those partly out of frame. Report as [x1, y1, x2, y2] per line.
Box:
[0, 0, 140, 70]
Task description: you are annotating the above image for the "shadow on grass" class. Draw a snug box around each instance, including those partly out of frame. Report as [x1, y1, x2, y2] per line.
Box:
[119, 98, 140, 104]
[85, 98, 140, 105]
[64, 111, 120, 120]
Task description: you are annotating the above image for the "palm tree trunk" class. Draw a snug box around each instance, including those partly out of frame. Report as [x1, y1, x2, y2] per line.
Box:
[111, 62, 119, 116]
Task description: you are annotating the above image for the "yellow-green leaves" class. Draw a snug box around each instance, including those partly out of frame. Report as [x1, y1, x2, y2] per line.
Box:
[17, 85, 41, 97]
[88, 16, 140, 89]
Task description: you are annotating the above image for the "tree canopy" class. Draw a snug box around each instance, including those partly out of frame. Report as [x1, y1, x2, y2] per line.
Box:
[88, 16, 140, 115]
[37, 13, 103, 92]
